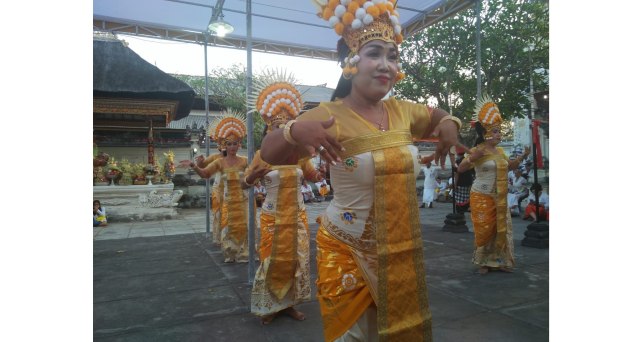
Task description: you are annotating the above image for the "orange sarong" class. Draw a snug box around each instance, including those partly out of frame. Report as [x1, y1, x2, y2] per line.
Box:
[317, 133, 432, 341]
[316, 226, 374, 342]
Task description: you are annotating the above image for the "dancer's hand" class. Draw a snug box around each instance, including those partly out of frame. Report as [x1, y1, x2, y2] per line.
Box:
[291, 117, 344, 165]
[432, 119, 459, 169]
[247, 164, 271, 185]
[195, 155, 205, 168]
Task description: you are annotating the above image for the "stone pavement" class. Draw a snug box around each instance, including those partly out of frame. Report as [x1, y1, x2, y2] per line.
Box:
[94, 199, 549, 341]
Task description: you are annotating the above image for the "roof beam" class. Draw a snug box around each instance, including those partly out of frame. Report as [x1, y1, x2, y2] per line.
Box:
[94, 17, 338, 61]
[93, 0, 475, 61]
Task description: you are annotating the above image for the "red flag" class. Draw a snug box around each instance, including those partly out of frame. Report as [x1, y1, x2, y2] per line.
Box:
[532, 120, 544, 168]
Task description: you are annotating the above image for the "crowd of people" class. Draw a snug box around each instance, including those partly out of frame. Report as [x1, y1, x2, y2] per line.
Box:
[94, 2, 548, 340]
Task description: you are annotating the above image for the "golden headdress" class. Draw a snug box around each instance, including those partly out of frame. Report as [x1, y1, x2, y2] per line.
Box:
[473, 94, 503, 137]
[311, 0, 405, 81]
[247, 69, 304, 131]
[209, 110, 247, 147]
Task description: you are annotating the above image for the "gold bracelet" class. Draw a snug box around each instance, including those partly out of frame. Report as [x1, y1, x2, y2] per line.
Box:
[282, 120, 298, 146]
[438, 115, 462, 130]
[244, 176, 257, 187]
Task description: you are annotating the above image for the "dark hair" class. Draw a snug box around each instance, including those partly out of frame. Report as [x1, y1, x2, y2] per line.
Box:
[530, 183, 543, 192]
[330, 38, 353, 101]
[93, 200, 102, 208]
[474, 123, 486, 146]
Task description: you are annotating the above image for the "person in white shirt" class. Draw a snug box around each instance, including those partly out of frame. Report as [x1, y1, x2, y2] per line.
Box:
[436, 177, 452, 202]
[315, 179, 331, 201]
[420, 162, 438, 208]
[301, 179, 315, 203]
[507, 169, 528, 215]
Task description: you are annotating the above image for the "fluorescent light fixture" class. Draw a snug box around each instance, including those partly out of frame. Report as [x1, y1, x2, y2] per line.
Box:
[208, 13, 233, 37]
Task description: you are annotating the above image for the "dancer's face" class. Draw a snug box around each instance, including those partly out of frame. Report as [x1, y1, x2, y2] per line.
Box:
[485, 127, 502, 145]
[225, 140, 240, 155]
[352, 40, 399, 100]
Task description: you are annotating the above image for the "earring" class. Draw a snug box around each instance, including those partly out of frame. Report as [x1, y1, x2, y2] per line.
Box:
[342, 52, 360, 80]
[395, 62, 405, 82]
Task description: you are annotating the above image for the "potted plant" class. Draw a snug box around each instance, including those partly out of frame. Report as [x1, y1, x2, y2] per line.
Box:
[119, 158, 133, 185]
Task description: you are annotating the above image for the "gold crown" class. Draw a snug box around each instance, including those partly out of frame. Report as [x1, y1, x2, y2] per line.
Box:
[473, 94, 503, 134]
[343, 15, 397, 53]
[311, 0, 404, 80]
[248, 69, 304, 131]
[312, 0, 403, 52]
[209, 111, 247, 145]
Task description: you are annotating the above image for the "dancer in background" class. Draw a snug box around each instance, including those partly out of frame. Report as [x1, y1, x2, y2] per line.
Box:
[244, 72, 325, 325]
[191, 112, 250, 263]
[195, 145, 225, 244]
[457, 95, 529, 274]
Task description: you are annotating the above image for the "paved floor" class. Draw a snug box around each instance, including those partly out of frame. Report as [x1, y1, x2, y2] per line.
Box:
[94, 199, 549, 341]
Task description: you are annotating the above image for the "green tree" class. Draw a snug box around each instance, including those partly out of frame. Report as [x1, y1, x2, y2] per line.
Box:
[395, 0, 548, 131]
[174, 65, 267, 150]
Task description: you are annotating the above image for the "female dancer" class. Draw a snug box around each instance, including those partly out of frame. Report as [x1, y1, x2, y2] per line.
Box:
[258, 1, 460, 340]
[194, 145, 225, 244]
[244, 71, 325, 325]
[191, 112, 250, 263]
[457, 96, 529, 274]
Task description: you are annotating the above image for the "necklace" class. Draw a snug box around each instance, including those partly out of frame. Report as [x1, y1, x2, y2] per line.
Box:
[344, 99, 387, 131]
[376, 104, 386, 131]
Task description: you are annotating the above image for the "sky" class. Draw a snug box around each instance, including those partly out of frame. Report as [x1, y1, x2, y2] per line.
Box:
[123, 35, 342, 89]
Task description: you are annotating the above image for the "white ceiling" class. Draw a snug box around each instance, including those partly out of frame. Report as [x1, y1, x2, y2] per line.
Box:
[93, 0, 475, 60]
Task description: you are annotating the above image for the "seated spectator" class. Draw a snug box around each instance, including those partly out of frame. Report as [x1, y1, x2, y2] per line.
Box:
[301, 179, 316, 203]
[436, 177, 452, 202]
[318, 183, 329, 200]
[314, 178, 331, 201]
[93, 200, 107, 227]
[507, 169, 529, 215]
[315, 178, 330, 194]
[523, 183, 549, 221]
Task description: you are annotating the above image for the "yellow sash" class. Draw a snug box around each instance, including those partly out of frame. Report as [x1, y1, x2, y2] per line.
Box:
[225, 170, 247, 245]
[472, 149, 508, 249]
[340, 130, 432, 341]
[266, 166, 299, 300]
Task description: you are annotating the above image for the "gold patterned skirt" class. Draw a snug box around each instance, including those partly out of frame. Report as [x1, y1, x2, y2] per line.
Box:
[211, 190, 222, 244]
[316, 226, 375, 341]
[470, 191, 515, 268]
[250, 210, 311, 316]
[220, 203, 249, 263]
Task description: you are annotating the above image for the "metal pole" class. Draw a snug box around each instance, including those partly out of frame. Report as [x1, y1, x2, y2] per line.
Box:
[246, 0, 256, 284]
[527, 45, 540, 223]
[475, 0, 482, 99]
[450, 153, 456, 214]
[204, 34, 211, 236]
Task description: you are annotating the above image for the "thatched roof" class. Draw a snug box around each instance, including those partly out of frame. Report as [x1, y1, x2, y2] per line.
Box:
[93, 37, 195, 122]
